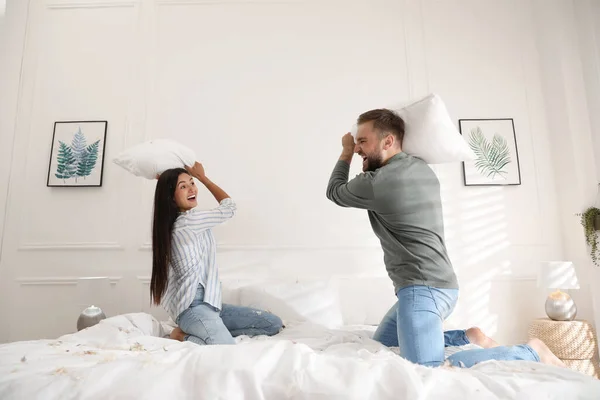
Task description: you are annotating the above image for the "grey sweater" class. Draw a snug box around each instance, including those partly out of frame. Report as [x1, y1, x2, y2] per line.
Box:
[326, 152, 458, 293]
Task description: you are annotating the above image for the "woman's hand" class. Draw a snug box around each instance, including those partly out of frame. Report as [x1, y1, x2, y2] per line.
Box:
[186, 162, 229, 202]
[185, 162, 206, 181]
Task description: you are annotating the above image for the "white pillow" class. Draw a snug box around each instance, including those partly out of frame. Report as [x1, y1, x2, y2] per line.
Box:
[221, 285, 241, 306]
[334, 277, 397, 325]
[113, 139, 196, 179]
[351, 93, 475, 164]
[238, 280, 344, 329]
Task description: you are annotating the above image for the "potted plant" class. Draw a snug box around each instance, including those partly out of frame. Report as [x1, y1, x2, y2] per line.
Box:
[578, 206, 600, 266]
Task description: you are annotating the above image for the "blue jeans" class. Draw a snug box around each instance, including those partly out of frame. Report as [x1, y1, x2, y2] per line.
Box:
[373, 285, 540, 367]
[176, 285, 283, 345]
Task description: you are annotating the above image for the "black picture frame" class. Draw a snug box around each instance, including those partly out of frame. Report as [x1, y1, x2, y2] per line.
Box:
[46, 120, 108, 187]
[459, 118, 522, 186]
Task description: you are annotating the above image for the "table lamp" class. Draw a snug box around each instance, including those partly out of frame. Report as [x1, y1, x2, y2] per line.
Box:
[537, 261, 580, 321]
[76, 277, 111, 331]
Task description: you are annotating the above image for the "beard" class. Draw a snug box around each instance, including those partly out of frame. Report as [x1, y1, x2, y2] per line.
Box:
[362, 153, 384, 172]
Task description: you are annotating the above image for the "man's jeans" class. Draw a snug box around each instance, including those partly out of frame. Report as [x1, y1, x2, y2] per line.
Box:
[373, 285, 540, 367]
[176, 285, 283, 345]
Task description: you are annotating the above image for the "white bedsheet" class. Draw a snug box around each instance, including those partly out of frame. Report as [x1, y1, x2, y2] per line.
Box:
[0, 313, 598, 399]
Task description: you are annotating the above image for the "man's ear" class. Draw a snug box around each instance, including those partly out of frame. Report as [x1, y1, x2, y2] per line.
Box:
[383, 134, 394, 150]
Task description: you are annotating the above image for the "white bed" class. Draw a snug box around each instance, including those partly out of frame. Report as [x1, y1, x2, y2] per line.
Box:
[0, 312, 599, 399]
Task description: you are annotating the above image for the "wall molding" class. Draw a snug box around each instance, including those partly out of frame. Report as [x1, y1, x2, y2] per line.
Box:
[491, 275, 536, 282]
[17, 276, 122, 286]
[137, 275, 536, 284]
[139, 242, 383, 251]
[18, 242, 124, 251]
[139, 243, 543, 251]
[156, 0, 301, 5]
[46, 0, 137, 9]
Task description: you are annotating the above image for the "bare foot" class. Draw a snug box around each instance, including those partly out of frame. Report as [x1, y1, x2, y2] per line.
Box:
[527, 338, 567, 368]
[466, 327, 500, 348]
[170, 327, 185, 342]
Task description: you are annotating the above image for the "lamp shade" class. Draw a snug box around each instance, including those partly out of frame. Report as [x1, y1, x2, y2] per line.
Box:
[76, 277, 112, 307]
[537, 261, 580, 290]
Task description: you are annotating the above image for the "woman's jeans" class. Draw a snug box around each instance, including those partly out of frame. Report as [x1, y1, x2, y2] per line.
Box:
[176, 285, 283, 345]
[373, 285, 540, 367]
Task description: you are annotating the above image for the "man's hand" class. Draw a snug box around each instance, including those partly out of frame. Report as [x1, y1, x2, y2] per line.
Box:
[340, 132, 355, 164]
[342, 132, 355, 152]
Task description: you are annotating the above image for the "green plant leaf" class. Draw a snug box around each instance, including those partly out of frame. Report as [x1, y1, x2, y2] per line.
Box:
[468, 127, 511, 179]
[578, 207, 600, 266]
[54, 140, 76, 182]
[71, 127, 88, 182]
[76, 140, 99, 178]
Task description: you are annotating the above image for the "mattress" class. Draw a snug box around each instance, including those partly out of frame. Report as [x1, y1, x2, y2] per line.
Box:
[0, 313, 598, 399]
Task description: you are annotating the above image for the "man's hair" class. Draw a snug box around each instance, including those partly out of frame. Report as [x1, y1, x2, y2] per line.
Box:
[357, 109, 405, 147]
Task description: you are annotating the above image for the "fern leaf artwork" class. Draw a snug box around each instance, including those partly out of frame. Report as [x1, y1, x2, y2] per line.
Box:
[76, 140, 100, 179]
[467, 127, 511, 180]
[54, 140, 77, 182]
[47, 120, 106, 187]
[71, 127, 87, 164]
[71, 127, 87, 181]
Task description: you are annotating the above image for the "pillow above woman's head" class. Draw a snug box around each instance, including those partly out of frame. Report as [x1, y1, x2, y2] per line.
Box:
[113, 139, 196, 179]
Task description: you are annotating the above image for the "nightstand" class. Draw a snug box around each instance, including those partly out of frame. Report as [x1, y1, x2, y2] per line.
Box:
[528, 318, 599, 379]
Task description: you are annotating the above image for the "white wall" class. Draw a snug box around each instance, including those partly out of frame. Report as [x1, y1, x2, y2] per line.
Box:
[0, 0, 593, 346]
[572, 0, 600, 345]
[0, 0, 30, 343]
[528, 0, 600, 352]
[576, 0, 600, 180]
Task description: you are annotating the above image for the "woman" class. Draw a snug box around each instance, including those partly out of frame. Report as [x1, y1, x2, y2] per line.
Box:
[151, 162, 282, 345]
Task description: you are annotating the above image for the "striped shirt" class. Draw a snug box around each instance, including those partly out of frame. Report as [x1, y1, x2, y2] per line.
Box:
[160, 197, 236, 321]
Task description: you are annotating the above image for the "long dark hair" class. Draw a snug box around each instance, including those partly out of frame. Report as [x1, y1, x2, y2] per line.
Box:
[150, 167, 188, 305]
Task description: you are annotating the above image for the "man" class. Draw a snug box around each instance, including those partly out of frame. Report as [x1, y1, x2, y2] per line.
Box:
[326, 109, 564, 368]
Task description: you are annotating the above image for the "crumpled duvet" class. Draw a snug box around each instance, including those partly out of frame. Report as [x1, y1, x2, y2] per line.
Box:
[0, 313, 598, 400]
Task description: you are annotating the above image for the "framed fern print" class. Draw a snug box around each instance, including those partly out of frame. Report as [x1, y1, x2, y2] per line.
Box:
[458, 119, 521, 186]
[47, 120, 107, 187]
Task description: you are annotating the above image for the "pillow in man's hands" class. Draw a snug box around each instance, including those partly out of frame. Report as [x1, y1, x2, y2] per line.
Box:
[397, 93, 475, 164]
[351, 93, 475, 164]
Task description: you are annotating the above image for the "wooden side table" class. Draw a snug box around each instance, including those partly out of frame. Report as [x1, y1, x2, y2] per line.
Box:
[528, 318, 599, 379]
